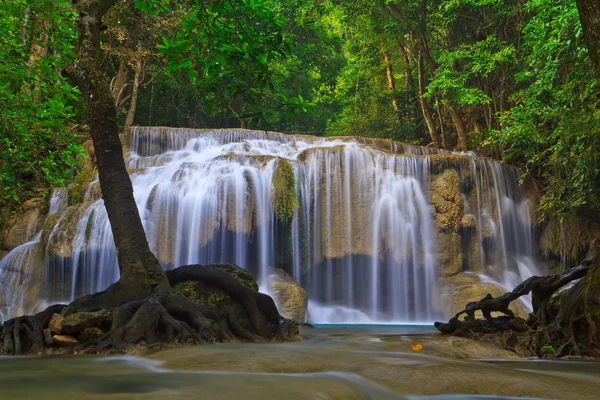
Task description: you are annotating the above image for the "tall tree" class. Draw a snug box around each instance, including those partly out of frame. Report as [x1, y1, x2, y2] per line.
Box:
[576, 0, 600, 81]
[1, 0, 292, 355]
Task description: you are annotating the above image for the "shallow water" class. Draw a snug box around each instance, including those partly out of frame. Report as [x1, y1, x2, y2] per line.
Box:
[1, 327, 598, 399]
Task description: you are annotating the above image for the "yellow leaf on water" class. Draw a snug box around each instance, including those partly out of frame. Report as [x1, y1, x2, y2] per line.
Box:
[410, 341, 423, 351]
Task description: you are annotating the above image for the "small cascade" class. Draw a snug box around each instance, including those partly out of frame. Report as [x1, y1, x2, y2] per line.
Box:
[0, 235, 44, 322]
[0, 188, 68, 322]
[468, 160, 540, 309]
[3, 128, 542, 323]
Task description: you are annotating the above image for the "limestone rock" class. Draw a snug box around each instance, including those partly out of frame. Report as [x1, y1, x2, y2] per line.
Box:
[62, 310, 111, 334]
[2, 198, 44, 251]
[48, 313, 64, 334]
[430, 169, 464, 277]
[78, 327, 104, 343]
[53, 335, 79, 347]
[460, 214, 476, 230]
[267, 267, 308, 322]
[42, 201, 95, 259]
[433, 272, 530, 319]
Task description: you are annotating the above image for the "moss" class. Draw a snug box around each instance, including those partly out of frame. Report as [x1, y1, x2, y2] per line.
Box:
[68, 166, 95, 206]
[271, 158, 298, 223]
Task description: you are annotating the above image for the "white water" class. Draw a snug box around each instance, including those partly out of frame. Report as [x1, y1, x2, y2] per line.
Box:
[1, 128, 541, 323]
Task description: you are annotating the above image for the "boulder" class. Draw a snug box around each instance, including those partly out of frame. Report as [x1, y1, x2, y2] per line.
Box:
[53, 335, 79, 347]
[267, 267, 308, 322]
[434, 272, 530, 319]
[48, 313, 64, 334]
[62, 310, 111, 334]
[2, 198, 44, 251]
[78, 327, 104, 343]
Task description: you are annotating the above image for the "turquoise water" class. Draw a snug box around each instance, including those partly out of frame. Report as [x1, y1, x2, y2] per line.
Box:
[312, 323, 437, 329]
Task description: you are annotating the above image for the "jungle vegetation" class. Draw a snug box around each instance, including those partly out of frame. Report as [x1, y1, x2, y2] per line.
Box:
[1, 0, 599, 218]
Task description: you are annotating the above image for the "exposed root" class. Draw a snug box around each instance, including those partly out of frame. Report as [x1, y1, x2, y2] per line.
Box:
[0, 264, 299, 355]
[435, 258, 600, 358]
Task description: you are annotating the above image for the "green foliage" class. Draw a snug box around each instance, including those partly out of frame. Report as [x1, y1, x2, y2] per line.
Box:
[0, 0, 84, 207]
[543, 345, 556, 354]
[2, 0, 599, 224]
[486, 0, 600, 218]
[271, 158, 298, 223]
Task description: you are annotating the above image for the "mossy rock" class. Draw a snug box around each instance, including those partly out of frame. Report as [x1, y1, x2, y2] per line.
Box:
[271, 158, 298, 223]
[62, 310, 112, 334]
[78, 327, 104, 343]
[173, 265, 258, 333]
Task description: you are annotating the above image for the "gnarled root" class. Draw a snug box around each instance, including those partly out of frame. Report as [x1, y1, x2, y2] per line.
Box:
[0, 264, 299, 355]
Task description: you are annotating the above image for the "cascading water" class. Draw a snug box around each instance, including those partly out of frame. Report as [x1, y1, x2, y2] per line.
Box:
[0, 128, 542, 323]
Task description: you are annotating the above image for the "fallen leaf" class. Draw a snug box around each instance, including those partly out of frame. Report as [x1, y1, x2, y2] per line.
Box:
[410, 341, 423, 351]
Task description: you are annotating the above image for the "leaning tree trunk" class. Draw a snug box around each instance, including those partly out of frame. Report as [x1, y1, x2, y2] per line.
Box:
[0, 0, 294, 356]
[64, 0, 167, 300]
[576, 0, 600, 82]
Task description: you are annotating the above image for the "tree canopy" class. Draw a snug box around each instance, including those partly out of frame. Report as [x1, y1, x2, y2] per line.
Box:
[1, 0, 599, 219]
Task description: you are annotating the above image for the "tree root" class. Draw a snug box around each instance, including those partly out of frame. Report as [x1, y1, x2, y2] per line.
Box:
[0, 264, 299, 355]
[435, 257, 600, 358]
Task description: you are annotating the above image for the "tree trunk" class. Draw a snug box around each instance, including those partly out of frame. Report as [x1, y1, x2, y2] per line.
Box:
[27, 10, 50, 99]
[577, 0, 600, 82]
[383, 50, 400, 112]
[124, 57, 142, 130]
[64, 0, 168, 297]
[397, 42, 413, 91]
[1, 0, 296, 356]
[111, 8, 142, 114]
[21, 7, 31, 50]
[388, 1, 468, 150]
[417, 52, 439, 147]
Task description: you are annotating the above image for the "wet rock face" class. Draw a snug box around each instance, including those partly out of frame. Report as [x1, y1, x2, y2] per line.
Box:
[433, 273, 530, 319]
[267, 267, 308, 323]
[539, 210, 600, 265]
[1, 198, 44, 251]
[430, 169, 464, 277]
[42, 201, 95, 259]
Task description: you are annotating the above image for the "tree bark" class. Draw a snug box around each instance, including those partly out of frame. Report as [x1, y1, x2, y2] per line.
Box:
[382, 50, 400, 112]
[64, 0, 168, 298]
[417, 52, 439, 147]
[21, 7, 31, 50]
[124, 57, 142, 130]
[576, 0, 600, 82]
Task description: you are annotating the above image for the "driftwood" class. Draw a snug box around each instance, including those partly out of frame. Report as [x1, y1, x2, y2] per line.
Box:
[435, 260, 592, 335]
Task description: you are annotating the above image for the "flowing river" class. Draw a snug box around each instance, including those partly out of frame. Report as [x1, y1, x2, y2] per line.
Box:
[1, 326, 598, 399]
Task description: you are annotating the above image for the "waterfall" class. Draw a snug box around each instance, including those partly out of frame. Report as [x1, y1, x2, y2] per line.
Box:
[1, 128, 541, 323]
